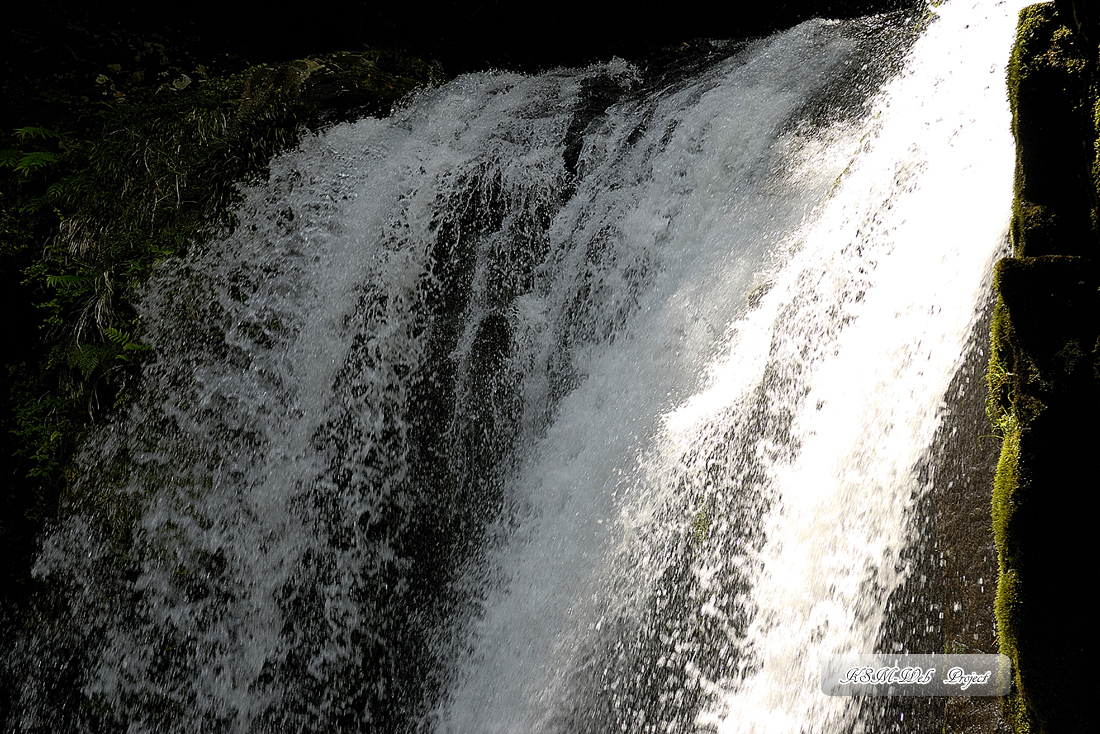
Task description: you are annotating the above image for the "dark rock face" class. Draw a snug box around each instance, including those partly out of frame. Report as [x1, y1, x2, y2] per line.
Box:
[993, 4, 1100, 734]
[995, 257, 1100, 372]
[1055, 0, 1100, 48]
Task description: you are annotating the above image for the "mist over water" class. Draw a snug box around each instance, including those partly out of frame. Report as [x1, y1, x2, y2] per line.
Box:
[6, 2, 1025, 732]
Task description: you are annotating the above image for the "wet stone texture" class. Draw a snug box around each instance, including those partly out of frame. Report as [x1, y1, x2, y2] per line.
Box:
[931, 299, 1009, 734]
[860, 291, 1008, 734]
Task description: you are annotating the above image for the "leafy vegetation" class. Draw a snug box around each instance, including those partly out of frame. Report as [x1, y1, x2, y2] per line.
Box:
[0, 47, 446, 610]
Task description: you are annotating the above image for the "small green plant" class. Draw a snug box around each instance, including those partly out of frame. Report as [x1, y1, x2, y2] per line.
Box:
[0, 127, 67, 178]
[692, 505, 711, 545]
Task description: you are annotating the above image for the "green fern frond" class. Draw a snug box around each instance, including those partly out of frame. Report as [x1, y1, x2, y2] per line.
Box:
[104, 326, 149, 353]
[46, 180, 72, 201]
[14, 126, 65, 141]
[13, 151, 59, 176]
[46, 274, 92, 289]
[68, 343, 112, 379]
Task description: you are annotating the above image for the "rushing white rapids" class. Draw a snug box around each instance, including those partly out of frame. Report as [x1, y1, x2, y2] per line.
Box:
[7, 2, 1025, 733]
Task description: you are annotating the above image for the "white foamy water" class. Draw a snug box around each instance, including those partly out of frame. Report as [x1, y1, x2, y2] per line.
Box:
[6, 2, 1024, 733]
[439, 2, 1023, 732]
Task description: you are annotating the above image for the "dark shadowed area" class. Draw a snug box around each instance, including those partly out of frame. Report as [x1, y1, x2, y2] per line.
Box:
[9, 1, 922, 76]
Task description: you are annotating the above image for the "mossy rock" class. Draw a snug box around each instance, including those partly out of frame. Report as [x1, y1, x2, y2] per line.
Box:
[990, 253, 1100, 730]
[1002, 401, 1095, 734]
[237, 50, 446, 125]
[994, 255, 1100, 386]
[1054, 0, 1100, 50]
[993, 9, 1100, 730]
[1007, 3, 1097, 258]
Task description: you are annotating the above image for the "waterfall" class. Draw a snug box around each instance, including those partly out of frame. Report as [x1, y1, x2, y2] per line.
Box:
[6, 1, 1025, 732]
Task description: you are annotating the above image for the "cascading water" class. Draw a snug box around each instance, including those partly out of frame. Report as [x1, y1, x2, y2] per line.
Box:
[6, 1, 1026, 732]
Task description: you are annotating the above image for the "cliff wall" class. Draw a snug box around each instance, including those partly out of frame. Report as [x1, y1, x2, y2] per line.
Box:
[992, 3, 1099, 732]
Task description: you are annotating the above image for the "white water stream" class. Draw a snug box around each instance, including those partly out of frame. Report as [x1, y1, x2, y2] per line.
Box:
[8, 2, 1024, 733]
